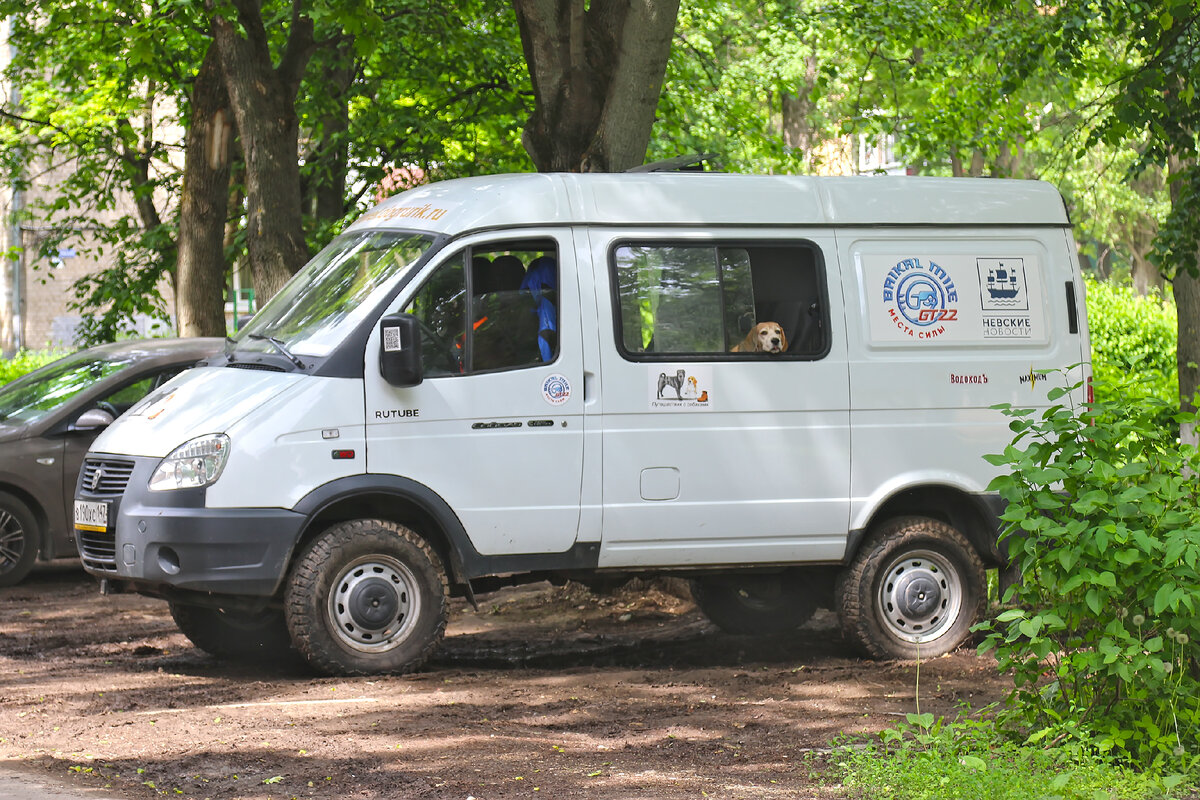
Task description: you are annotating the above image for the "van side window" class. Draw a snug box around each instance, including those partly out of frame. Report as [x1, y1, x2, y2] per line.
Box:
[405, 240, 559, 376]
[614, 242, 828, 358]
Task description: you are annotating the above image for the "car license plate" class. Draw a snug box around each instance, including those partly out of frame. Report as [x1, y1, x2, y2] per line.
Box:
[74, 500, 109, 532]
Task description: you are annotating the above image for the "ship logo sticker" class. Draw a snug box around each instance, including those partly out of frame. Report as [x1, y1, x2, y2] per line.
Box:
[881, 257, 959, 340]
[978, 258, 1028, 311]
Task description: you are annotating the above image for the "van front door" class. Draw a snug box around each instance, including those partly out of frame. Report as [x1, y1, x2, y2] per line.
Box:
[593, 234, 852, 567]
[364, 232, 584, 557]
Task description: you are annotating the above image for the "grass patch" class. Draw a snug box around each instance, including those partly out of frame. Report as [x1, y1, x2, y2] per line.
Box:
[829, 714, 1193, 800]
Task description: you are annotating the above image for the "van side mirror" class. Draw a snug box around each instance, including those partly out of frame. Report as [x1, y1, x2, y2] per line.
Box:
[379, 314, 423, 387]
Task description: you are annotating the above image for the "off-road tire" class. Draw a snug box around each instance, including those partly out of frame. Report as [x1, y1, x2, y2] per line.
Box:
[169, 603, 293, 662]
[691, 572, 819, 635]
[836, 516, 985, 660]
[0, 492, 39, 588]
[285, 520, 448, 676]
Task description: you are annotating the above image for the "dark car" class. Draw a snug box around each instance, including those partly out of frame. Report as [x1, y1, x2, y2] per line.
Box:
[0, 338, 223, 586]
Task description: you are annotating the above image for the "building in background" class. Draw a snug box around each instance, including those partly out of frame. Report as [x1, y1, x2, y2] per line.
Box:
[1, 18, 174, 356]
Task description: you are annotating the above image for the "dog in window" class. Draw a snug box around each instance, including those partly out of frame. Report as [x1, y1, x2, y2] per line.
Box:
[731, 322, 787, 354]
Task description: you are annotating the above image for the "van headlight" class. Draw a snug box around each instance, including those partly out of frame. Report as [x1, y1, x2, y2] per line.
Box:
[148, 434, 230, 491]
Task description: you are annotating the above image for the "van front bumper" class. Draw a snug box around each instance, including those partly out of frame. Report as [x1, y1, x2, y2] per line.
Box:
[76, 454, 304, 597]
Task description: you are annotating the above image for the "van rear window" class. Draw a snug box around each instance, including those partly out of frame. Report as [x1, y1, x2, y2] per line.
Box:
[613, 242, 828, 359]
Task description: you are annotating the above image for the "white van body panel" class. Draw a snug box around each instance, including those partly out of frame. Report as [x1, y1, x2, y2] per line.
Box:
[89, 367, 306, 458]
[209, 377, 366, 510]
[838, 227, 1088, 531]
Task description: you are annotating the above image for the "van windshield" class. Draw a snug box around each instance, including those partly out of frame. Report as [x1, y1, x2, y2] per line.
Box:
[236, 230, 434, 358]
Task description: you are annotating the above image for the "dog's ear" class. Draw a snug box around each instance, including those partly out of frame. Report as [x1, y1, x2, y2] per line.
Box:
[779, 327, 788, 352]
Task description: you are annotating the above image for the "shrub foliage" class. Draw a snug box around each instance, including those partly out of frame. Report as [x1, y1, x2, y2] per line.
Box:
[980, 377, 1200, 768]
[0, 350, 66, 386]
[1086, 277, 1177, 408]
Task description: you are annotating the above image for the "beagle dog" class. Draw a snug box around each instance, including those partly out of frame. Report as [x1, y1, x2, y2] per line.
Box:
[731, 322, 787, 354]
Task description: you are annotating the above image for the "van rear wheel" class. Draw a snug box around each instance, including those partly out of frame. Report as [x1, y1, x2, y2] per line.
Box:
[691, 573, 818, 635]
[836, 516, 985, 659]
[285, 520, 448, 676]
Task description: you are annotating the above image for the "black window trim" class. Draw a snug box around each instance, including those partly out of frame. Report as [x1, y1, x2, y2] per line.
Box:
[607, 236, 833, 363]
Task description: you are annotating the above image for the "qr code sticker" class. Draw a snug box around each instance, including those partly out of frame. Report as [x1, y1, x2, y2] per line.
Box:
[382, 326, 403, 352]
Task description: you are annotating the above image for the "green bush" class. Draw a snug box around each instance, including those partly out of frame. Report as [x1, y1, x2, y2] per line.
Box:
[0, 350, 68, 386]
[979, 376, 1200, 769]
[1086, 278, 1177, 409]
[832, 713, 1186, 800]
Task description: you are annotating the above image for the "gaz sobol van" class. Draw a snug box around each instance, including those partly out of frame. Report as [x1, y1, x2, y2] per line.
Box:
[75, 171, 1090, 675]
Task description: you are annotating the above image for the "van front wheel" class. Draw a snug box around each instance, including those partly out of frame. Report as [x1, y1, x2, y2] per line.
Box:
[285, 520, 448, 676]
[169, 603, 293, 662]
[836, 516, 985, 660]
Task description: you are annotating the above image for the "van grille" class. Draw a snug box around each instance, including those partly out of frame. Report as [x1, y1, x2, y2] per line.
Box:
[78, 531, 117, 571]
[79, 458, 135, 497]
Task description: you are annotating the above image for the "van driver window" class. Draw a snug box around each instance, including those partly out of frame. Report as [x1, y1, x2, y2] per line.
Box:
[404, 240, 560, 376]
[614, 242, 828, 359]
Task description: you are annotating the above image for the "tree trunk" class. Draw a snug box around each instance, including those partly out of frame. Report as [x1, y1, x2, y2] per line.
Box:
[781, 56, 819, 171]
[1131, 253, 1164, 296]
[177, 45, 234, 338]
[513, 0, 680, 173]
[1170, 156, 1200, 447]
[211, 0, 315, 303]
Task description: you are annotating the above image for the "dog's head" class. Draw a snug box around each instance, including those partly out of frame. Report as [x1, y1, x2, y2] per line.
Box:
[687, 376, 698, 388]
[746, 322, 787, 353]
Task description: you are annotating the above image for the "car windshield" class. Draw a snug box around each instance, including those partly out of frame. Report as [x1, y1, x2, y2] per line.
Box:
[235, 230, 434, 358]
[0, 350, 138, 426]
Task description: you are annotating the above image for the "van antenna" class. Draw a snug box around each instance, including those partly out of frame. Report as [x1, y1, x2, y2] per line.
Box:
[626, 154, 720, 173]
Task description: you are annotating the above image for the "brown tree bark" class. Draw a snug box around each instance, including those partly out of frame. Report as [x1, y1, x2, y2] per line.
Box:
[781, 56, 819, 170]
[513, 0, 681, 173]
[1169, 156, 1200, 447]
[177, 45, 234, 337]
[211, 0, 315, 303]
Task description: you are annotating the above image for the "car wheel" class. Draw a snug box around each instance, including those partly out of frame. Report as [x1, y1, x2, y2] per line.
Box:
[836, 516, 985, 659]
[169, 603, 293, 662]
[285, 519, 448, 676]
[691, 572, 819, 635]
[0, 492, 39, 588]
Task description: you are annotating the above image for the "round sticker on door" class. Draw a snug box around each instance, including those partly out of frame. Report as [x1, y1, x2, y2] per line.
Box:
[542, 374, 571, 406]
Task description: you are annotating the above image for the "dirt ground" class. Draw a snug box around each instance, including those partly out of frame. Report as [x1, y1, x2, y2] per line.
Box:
[0, 564, 1010, 800]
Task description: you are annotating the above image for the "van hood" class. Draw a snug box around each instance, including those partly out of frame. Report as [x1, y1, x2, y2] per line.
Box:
[90, 366, 306, 458]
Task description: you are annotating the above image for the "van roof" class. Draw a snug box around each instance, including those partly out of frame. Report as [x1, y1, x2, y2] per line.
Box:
[347, 173, 1069, 236]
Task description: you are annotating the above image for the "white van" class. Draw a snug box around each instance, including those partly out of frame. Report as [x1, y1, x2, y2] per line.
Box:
[75, 172, 1089, 675]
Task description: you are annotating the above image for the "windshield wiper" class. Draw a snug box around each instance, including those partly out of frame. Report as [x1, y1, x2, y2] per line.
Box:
[247, 334, 306, 370]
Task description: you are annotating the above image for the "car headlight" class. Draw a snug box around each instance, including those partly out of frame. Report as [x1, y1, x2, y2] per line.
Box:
[148, 434, 230, 491]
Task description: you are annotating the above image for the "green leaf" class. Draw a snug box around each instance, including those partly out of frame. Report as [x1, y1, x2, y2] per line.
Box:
[960, 754, 987, 770]
[1153, 583, 1177, 614]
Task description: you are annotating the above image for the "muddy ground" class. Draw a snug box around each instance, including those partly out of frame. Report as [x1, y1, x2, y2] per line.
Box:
[0, 564, 1009, 800]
